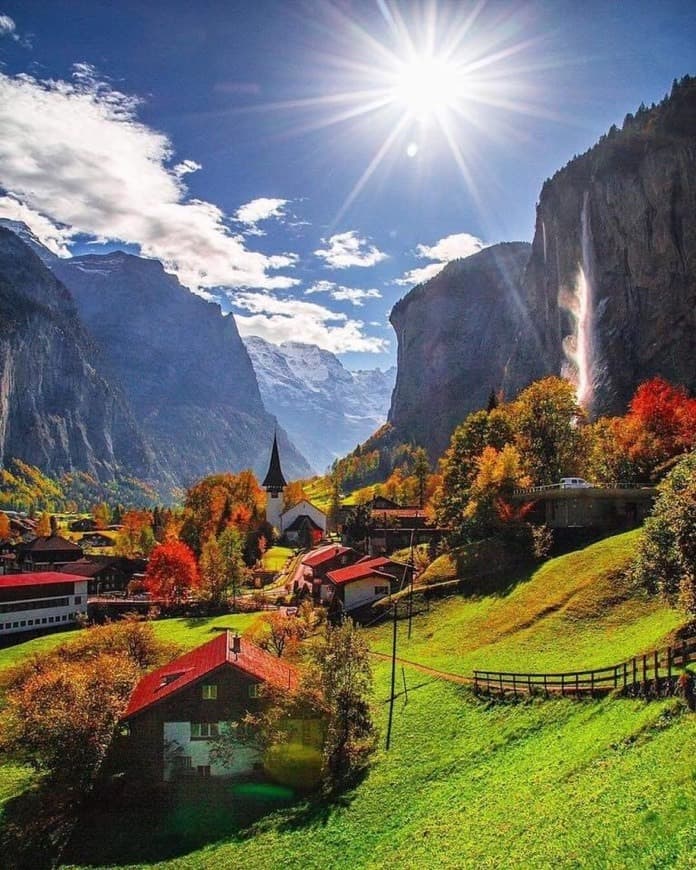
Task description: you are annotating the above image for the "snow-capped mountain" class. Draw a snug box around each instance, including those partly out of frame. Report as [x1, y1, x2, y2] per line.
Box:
[244, 336, 396, 474]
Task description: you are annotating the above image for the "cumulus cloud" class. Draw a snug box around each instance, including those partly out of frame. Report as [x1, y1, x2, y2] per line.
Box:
[234, 197, 289, 236]
[305, 280, 382, 307]
[0, 194, 75, 256]
[395, 232, 488, 286]
[314, 231, 387, 269]
[0, 68, 298, 292]
[232, 291, 389, 354]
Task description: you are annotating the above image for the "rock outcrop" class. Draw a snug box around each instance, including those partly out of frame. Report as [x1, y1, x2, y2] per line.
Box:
[244, 336, 396, 473]
[388, 242, 532, 458]
[0, 228, 157, 481]
[507, 75, 696, 416]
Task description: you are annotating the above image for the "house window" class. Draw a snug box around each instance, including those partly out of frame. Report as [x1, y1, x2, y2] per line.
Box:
[248, 683, 262, 699]
[201, 684, 218, 700]
[191, 722, 219, 740]
[74, 596, 82, 604]
[197, 765, 211, 777]
[374, 585, 389, 596]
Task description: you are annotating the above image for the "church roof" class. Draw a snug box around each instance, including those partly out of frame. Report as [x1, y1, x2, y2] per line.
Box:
[262, 433, 287, 490]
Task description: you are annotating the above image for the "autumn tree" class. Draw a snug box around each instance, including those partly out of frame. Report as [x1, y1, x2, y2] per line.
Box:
[200, 535, 228, 607]
[35, 512, 52, 538]
[412, 447, 430, 508]
[218, 525, 248, 606]
[463, 444, 531, 537]
[510, 377, 584, 485]
[0, 512, 10, 541]
[633, 451, 696, 617]
[259, 612, 307, 657]
[309, 619, 377, 793]
[144, 540, 200, 605]
[91, 501, 111, 529]
[114, 510, 153, 558]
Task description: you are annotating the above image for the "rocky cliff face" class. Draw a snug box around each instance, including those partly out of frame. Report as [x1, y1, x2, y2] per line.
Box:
[0, 228, 156, 480]
[507, 76, 696, 416]
[244, 336, 396, 473]
[51, 252, 311, 485]
[388, 242, 531, 458]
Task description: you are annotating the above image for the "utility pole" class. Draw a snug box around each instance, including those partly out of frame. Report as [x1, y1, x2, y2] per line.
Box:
[407, 528, 415, 640]
[385, 596, 398, 750]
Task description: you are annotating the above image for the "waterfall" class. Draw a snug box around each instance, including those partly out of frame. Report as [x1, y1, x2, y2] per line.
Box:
[560, 191, 595, 412]
[541, 219, 547, 263]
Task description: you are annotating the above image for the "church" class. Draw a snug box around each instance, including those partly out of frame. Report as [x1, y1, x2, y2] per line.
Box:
[262, 434, 327, 547]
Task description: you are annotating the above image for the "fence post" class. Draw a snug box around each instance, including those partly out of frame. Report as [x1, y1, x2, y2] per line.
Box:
[623, 661, 628, 688]
[642, 654, 647, 683]
[544, 673, 548, 697]
[653, 650, 660, 683]
[614, 666, 618, 689]
[575, 672, 580, 697]
[561, 673, 565, 696]
[512, 673, 517, 699]
[590, 670, 595, 697]
[499, 673, 504, 695]
[667, 647, 672, 680]
[528, 673, 532, 695]
[632, 657, 637, 686]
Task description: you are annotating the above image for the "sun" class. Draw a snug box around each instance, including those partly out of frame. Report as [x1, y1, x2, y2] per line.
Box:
[389, 54, 464, 122]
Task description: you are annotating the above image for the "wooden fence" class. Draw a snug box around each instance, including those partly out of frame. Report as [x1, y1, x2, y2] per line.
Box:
[473, 637, 696, 697]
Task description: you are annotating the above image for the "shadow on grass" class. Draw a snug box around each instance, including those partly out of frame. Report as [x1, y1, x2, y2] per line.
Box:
[61, 773, 361, 867]
[0, 780, 78, 870]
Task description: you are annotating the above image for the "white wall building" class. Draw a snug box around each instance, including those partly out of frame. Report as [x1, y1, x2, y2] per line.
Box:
[0, 572, 88, 637]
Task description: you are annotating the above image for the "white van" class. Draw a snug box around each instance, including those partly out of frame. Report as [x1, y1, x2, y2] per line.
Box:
[560, 477, 592, 489]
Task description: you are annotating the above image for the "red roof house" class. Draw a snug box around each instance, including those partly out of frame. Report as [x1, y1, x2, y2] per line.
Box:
[0, 571, 88, 637]
[117, 631, 303, 781]
[322, 559, 399, 612]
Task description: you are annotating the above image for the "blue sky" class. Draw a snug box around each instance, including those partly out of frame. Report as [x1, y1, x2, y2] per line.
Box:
[0, 1, 694, 369]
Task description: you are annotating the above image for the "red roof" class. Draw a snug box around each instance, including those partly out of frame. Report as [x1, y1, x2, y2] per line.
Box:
[301, 545, 352, 568]
[0, 571, 87, 589]
[123, 630, 298, 719]
[325, 562, 396, 586]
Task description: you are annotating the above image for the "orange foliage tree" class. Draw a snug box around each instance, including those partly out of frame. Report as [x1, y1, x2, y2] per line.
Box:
[181, 471, 265, 553]
[0, 512, 10, 541]
[144, 540, 200, 604]
[114, 510, 153, 557]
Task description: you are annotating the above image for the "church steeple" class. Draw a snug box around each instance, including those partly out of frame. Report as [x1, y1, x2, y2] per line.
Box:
[262, 432, 287, 494]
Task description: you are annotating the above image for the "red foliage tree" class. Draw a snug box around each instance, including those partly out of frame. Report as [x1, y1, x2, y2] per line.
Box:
[629, 377, 696, 456]
[144, 540, 200, 604]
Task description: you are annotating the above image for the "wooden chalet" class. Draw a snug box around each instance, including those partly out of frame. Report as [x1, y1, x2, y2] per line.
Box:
[60, 556, 147, 595]
[78, 532, 113, 549]
[16, 535, 83, 571]
[115, 631, 320, 782]
[296, 545, 358, 600]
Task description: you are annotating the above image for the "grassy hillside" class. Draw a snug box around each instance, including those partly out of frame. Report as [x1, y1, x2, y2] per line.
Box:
[5, 532, 696, 869]
[375, 530, 684, 676]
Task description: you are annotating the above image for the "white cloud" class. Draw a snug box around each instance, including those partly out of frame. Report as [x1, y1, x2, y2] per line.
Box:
[305, 280, 382, 307]
[235, 197, 289, 231]
[314, 231, 387, 269]
[232, 292, 389, 354]
[0, 194, 75, 256]
[0, 13, 16, 37]
[173, 159, 202, 178]
[0, 69, 298, 292]
[394, 232, 487, 286]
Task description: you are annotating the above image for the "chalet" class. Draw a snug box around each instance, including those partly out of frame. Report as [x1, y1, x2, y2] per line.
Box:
[0, 571, 88, 637]
[321, 557, 399, 612]
[69, 518, 98, 532]
[60, 556, 146, 595]
[16, 534, 83, 571]
[117, 631, 319, 782]
[296, 544, 358, 600]
[78, 532, 113, 549]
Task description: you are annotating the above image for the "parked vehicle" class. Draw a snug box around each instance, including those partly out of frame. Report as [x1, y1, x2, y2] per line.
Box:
[560, 477, 592, 489]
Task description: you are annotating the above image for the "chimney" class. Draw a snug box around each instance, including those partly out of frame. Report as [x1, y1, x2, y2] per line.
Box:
[232, 633, 241, 660]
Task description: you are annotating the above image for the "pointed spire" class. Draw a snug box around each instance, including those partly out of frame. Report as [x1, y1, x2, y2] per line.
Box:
[262, 433, 287, 492]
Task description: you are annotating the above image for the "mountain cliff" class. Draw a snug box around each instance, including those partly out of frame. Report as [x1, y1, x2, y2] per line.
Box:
[243, 336, 396, 473]
[387, 242, 532, 458]
[50, 252, 311, 485]
[0, 228, 157, 481]
[506, 75, 696, 416]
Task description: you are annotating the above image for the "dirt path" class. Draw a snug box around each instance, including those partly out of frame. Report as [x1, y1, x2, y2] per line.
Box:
[370, 650, 473, 685]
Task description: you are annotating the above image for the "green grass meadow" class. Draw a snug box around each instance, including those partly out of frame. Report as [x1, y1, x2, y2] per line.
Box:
[2, 531, 695, 869]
